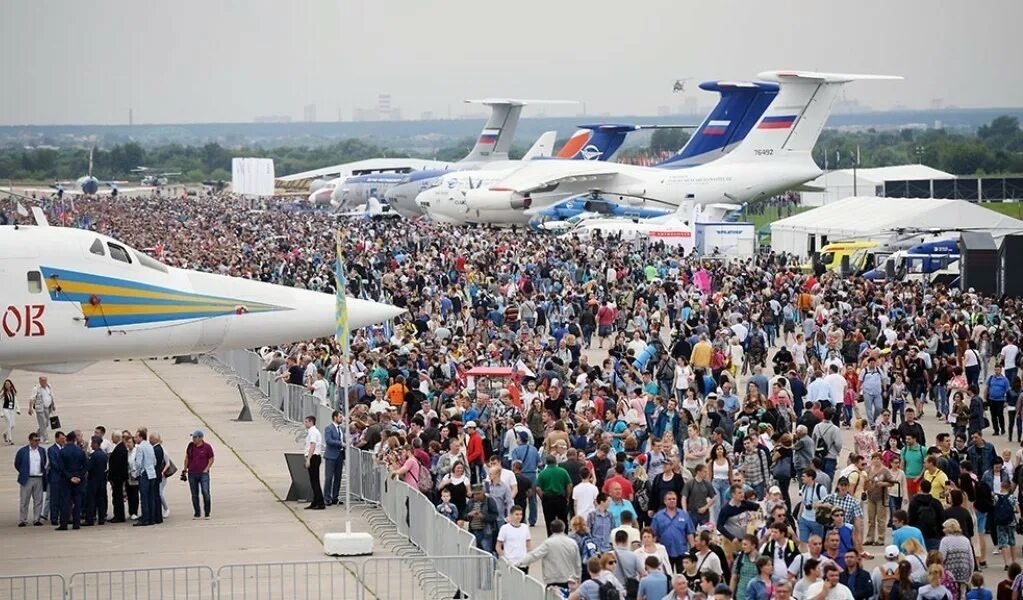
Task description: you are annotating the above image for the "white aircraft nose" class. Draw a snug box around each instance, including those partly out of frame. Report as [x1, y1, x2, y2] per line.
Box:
[181, 270, 406, 350]
[345, 296, 406, 329]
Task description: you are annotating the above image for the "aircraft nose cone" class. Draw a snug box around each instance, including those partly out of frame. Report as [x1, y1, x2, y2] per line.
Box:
[346, 297, 406, 328]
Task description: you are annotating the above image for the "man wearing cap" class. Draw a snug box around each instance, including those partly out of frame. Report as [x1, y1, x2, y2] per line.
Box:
[184, 430, 214, 519]
[869, 546, 901, 600]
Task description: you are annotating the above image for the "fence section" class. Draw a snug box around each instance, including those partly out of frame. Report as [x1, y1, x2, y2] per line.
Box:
[215, 561, 359, 600]
[210, 350, 549, 599]
[67, 567, 215, 600]
[0, 574, 66, 600]
[358, 556, 496, 600]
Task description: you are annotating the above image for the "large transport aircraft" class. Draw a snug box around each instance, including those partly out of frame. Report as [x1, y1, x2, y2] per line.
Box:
[417, 78, 786, 225]
[455, 71, 900, 226]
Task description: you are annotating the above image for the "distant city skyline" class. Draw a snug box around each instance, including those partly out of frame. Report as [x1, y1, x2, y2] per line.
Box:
[1, 0, 1019, 126]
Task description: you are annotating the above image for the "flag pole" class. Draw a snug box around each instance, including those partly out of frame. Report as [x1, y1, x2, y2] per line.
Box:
[335, 230, 352, 532]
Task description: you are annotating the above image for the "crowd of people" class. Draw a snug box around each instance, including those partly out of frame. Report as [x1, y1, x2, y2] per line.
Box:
[6, 194, 1023, 600]
[10, 376, 216, 528]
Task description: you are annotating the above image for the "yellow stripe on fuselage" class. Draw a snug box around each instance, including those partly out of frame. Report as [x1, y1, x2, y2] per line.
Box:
[81, 303, 279, 317]
[48, 279, 267, 308]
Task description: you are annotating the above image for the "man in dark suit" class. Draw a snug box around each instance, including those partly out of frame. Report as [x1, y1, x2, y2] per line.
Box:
[58, 431, 87, 530]
[83, 436, 108, 526]
[45, 431, 66, 526]
[323, 410, 345, 506]
[107, 432, 129, 523]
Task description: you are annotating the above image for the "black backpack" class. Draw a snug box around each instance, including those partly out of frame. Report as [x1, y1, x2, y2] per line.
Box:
[975, 479, 994, 513]
[598, 579, 622, 600]
[994, 493, 1015, 526]
[915, 501, 938, 536]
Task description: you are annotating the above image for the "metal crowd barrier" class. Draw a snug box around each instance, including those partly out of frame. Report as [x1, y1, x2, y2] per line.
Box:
[208, 350, 548, 599]
[494, 561, 547, 600]
[215, 561, 359, 599]
[0, 574, 66, 600]
[347, 444, 381, 503]
[67, 567, 215, 600]
[371, 456, 504, 598]
[358, 556, 497, 600]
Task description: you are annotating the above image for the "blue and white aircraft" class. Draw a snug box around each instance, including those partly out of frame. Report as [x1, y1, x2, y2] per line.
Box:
[422, 79, 782, 225]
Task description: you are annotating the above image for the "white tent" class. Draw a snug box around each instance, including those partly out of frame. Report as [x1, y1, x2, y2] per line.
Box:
[800, 164, 955, 206]
[770, 197, 1023, 257]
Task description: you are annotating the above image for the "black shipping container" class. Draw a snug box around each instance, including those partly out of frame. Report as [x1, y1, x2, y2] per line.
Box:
[998, 234, 1023, 298]
[960, 231, 998, 294]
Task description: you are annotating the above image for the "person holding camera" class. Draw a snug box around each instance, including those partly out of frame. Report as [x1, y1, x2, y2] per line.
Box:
[182, 430, 215, 520]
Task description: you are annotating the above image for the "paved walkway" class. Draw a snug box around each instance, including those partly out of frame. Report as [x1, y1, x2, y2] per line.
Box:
[0, 359, 388, 578]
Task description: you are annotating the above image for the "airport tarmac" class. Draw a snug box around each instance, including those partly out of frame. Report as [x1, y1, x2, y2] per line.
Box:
[0, 359, 392, 577]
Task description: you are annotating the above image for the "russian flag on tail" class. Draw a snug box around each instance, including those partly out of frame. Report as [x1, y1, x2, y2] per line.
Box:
[758, 115, 797, 129]
[478, 128, 501, 144]
[703, 120, 730, 136]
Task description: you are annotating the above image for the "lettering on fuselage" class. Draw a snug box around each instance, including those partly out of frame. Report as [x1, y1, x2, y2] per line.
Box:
[2, 304, 45, 338]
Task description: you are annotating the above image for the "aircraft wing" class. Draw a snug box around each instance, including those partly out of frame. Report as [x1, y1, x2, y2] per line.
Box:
[491, 162, 628, 195]
[277, 158, 447, 185]
[790, 183, 826, 193]
[18, 187, 58, 195]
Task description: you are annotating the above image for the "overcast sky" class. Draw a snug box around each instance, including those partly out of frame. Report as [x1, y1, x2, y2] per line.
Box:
[1, 0, 1018, 126]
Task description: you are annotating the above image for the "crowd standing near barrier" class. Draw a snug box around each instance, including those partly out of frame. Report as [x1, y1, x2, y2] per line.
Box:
[6, 195, 1023, 600]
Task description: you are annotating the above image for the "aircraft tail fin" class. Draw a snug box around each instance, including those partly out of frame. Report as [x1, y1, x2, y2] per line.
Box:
[656, 81, 779, 169]
[461, 99, 577, 163]
[556, 124, 641, 161]
[522, 131, 558, 160]
[719, 70, 901, 164]
[88, 145, 95, 178]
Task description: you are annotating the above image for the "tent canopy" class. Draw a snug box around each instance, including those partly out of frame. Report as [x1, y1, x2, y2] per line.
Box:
[770, 197, 1023, 256]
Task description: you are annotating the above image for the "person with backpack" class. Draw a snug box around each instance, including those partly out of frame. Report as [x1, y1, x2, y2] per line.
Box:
[636, 556, 671, 600]
[796, 469, 830, 546]
[907, 479, 945, 551]
[871, 545, 902, 600]
[811, 411, 842, 481]
[568, 555, 626, 600]
[991, 478, 1019, 570]
[739, 436, 773, 499]
[610, 529, 643, 599]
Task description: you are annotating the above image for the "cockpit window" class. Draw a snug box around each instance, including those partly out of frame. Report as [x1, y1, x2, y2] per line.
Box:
[89, 239, 105, 256]
[27, 271, 42, 294]
[107, 242, 132, 264]
[135, 251, 168, 273]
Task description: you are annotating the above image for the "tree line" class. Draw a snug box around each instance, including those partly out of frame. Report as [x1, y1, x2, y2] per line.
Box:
[1, 116, 1020, 183]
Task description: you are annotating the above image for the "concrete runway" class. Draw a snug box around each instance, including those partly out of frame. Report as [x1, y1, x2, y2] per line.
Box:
[0, 359, 390, 577]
